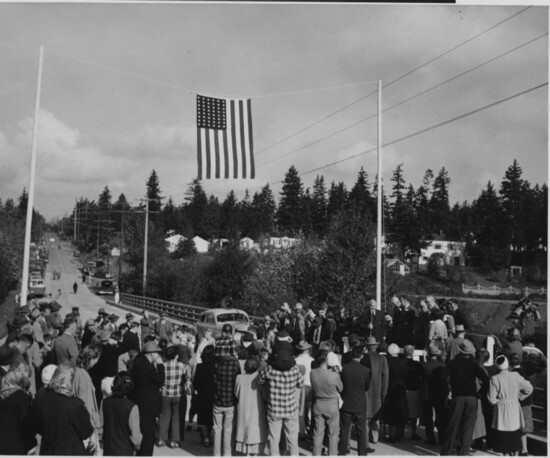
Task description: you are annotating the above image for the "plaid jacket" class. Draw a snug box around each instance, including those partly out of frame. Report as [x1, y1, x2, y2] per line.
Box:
[161, 359, 185, 397]
[258, 364, 304, 418]
[215, 336, 238, 358]
[213, 358, 241, 407]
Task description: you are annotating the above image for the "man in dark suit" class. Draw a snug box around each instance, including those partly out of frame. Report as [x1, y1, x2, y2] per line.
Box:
[361, 337, 389, 444]
[129, 341, 165, 456]
[122, 321, 141, 352]
[339, 345, 374, 455]
[357, 299, 379, 340]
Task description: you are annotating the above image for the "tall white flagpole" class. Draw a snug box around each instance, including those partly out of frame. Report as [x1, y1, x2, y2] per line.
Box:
[20, 46, 44, 307]
[376, 80, 382, 311]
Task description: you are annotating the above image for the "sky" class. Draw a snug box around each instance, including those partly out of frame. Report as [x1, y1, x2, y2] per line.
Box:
[0, 2, 547, 221]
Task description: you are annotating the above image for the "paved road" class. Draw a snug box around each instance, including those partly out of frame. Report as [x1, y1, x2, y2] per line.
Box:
[42, 237, 499, 457]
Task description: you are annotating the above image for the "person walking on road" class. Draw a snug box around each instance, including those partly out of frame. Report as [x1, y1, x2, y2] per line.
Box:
[73, 282, 78, 294]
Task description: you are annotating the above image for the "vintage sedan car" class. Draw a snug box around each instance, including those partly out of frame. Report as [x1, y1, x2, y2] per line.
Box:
[195, 308, 251, 342]
[96, 279, 116, 295]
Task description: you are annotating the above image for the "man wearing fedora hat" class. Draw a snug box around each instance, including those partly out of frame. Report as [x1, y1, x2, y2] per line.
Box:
[361, 336, 388, 444]
[445, 324, 466, 362]
[129, 341, 165, 456]
[275, 303, 292, 334]
[290, 303, 306, 344]
[53, 316, 79, 365]
[46, 301, 63, 338]
[440, 339, 489, 456]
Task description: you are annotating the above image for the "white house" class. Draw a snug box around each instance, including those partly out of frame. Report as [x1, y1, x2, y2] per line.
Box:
[240, 237, 256, 250]
[385, 258, 410, 276]
[419, 240, 466, 266]
[192, 236, 210, 254]
[164, 234, 185, 253]
[268, 236, 299, 249]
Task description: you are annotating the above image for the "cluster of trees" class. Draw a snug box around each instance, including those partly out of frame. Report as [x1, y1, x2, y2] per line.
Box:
[0, 190, 45, 303]
[57, 158, 545, 306]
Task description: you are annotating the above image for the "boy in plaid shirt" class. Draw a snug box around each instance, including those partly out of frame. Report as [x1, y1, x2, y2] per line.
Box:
[258, 362, 304, 455]
[212, 325, 241, 456]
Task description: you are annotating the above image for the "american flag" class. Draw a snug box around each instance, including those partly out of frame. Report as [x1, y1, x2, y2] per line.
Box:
[196, 94, 255, 179]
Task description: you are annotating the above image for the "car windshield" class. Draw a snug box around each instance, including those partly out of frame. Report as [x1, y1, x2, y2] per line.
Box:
[217, 313, 248, 324]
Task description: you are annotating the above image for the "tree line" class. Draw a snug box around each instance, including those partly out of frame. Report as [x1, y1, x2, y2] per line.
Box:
[0, 190, 46, 303]
[61, 158, 546, 273]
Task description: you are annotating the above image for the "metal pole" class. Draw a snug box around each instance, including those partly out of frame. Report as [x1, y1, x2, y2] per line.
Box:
[376, 80, 382, 311]
[119, 213, 124, 282]
[142, 199, 149, 295]
[73, 199, 77, 243]
[21, 46, 44, 307]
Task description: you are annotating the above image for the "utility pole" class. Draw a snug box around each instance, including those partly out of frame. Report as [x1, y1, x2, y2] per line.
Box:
[143, 199, 149, 295]
[73, 199, 77, 244]
[119, 213, 124, 282]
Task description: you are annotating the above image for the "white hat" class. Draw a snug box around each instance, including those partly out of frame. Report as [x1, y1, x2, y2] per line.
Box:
[327, 352, 341, 368]
[281, 303, 291, 312]
[41, 364, 57, 386]
[101, 376, 115, 397]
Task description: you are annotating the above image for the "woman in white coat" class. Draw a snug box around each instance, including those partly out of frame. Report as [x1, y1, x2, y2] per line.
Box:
[488, 355, 533, 456]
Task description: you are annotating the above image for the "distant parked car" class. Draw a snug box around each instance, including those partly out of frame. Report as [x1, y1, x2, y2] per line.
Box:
[96, 280, 116, 295]
[195, 308, 251, 342]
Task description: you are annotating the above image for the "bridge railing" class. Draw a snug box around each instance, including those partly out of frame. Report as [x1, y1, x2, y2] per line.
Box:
[119, 293, 264, 327]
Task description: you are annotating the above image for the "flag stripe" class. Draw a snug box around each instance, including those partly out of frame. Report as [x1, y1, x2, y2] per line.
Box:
[205, 129, 211, 179]
[230, 100, 239, 178]
[239, 99, 247, 178]
[197, 128, 203, 180]
[247, 98, 255, 179]
[222, 128, 229, 179]
[213, 128, 220, 179]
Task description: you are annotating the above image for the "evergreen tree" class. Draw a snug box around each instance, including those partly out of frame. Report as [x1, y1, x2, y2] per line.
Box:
[162, 197, 178, 234]
[327, 181, 348, 222]
[430, 167, 451, 236]
[184, 178, 208, 237]
[500, 159, 530, 253]
[201, 195, 221, 240]
[311, 175, 328, 236]
[237, 190, 254, 237]
[251, 184, 276, 239]
[221, 190, 240, 239]
[349, 167, 374, 218]
[146, 169, 164, 214]
[17, 188, 28, 218]
[471, 181, 507, 268]
[98, 186, 112, 212]
[301, 188, 313, 236]
[277, 166, 304, 235]
[112, 193, 130, 234]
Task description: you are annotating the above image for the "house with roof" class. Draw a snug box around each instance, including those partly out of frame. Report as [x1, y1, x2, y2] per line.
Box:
[385, 258, 410, 276]
[164, 234, 186, 253]
[419, 239, 466, 266]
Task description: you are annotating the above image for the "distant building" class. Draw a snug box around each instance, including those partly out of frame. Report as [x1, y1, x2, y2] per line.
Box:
[240, 237, 256, 250]
[419, 240, 466, 266]
[268, 236, 299, 249]
[192, 236, 210, 254]
[385, 258, 410, 276]
[164, 234, 185, 254]
[110, 247, 121, 257]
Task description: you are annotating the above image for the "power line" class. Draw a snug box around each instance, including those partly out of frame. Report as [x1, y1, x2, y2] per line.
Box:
[280, 82, 547, 182]
[255, 5, 532, 159]
[257, 31, 548, 169]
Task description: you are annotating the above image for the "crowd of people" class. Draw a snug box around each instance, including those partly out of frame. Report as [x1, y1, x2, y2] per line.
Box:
[0, 295, 546, 456]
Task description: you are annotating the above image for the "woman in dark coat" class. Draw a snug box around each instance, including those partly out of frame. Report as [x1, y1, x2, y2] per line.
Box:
[0, 356, 37, 455]
[101, 371, 142, 456]
[193, 345, 216, 447]
[33, 362, 95, 455]
[384, 343, 409, 442]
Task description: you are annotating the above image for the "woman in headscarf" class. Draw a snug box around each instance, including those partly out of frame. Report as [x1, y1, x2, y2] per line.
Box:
[33, 362, 95, 455]
[0, 356, 37, 454]
[73, 345, 102, 455]
[488, 355, 533, 456]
